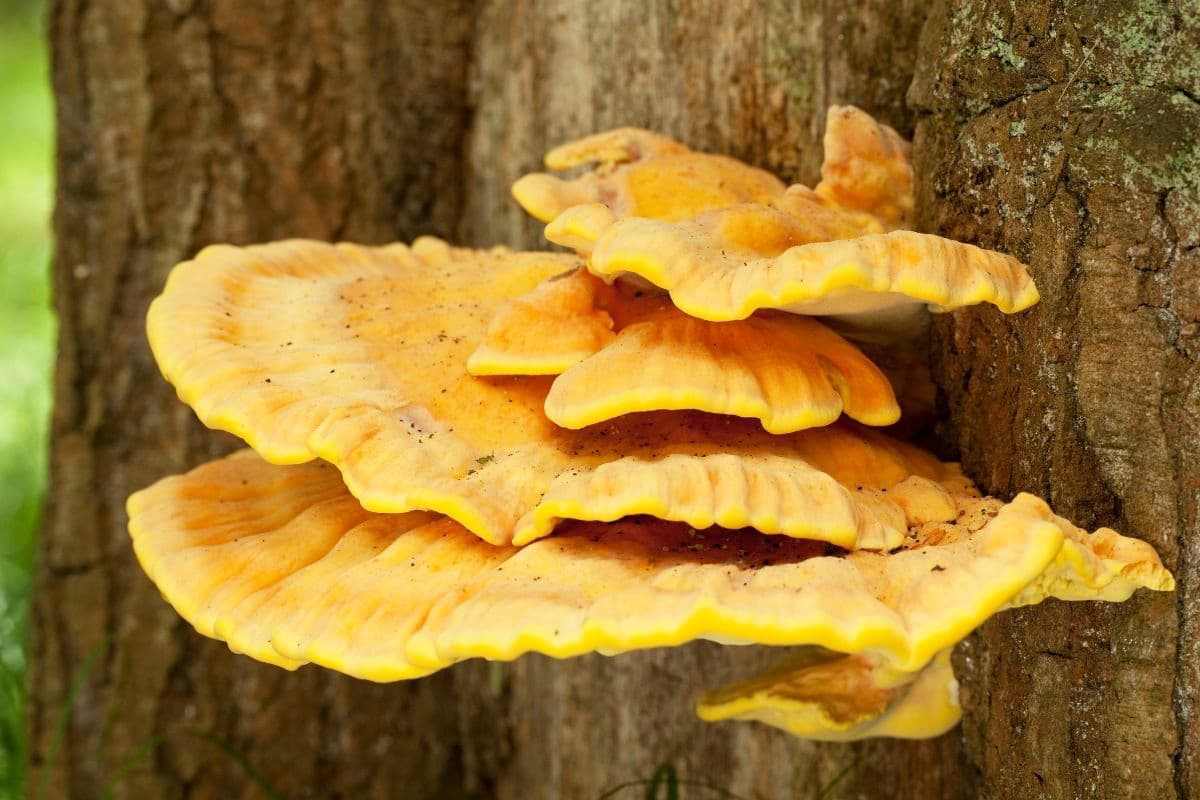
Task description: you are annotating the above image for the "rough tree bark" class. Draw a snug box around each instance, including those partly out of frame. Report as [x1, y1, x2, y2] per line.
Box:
[914, 2, 1199, 798]
[29, 1, 1194, 798]
[35, 3, 477, 798]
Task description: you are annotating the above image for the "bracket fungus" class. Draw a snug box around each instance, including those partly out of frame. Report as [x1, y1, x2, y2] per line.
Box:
[512, 127, 786, 224]
[809, 104, 915, 229]
[130, 104, 1173, 743]
[547, 206, 1039, 322]
[514, 106, 908, 233]
[536, 106, 1036, 325]
[697, 648, 961, 741]
[468, 267, 901, 432]
[148, 238, 967, 550]
[129, 453, 1171, 739]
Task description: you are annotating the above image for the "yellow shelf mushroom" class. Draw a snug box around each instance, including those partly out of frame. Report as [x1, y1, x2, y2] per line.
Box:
[697, 648, 961, 742]
[548, 206, 1040, 322]
[515, 105, 912, 234]
[530, 106, 1035, 325]
[128, 452, 1172, 741]
[805, 104, 915, 230]
[468, 267, 900, 432]
[130, 105, 1175, 744]
[512, 127, 786, 224]
[148, 238, 970, 551]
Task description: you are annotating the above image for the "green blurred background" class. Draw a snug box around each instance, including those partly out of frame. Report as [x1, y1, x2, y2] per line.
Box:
[0, 0, 55, 796]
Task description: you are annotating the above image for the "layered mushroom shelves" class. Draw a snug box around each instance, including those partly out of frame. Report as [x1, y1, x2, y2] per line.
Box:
[130, 106, 1172, 741]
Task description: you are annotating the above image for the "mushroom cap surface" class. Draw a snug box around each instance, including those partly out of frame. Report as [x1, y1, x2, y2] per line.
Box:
[548, 206, 1040, 322]
[513, 106, 912, 233]
[696, 495, 1176, 738]
[697, 648, 960, 741]
[148, 238, 969, 549]
[533, 107, 1035, 324]
[128, 453, 1171, 695]
[512, 127, 786, 224]
[813, 105, 915, 229]
[469, 267, 900, 432]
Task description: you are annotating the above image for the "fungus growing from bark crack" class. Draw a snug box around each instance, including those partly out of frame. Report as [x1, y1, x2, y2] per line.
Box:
[148, 238, 967, 550]
[128, 452, 1172, 739]
[468, 267, 900, 432]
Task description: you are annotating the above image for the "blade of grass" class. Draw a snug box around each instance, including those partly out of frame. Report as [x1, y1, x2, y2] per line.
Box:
[813, 758, 858, 800]
[598, 778, 652, 799]
[186, 728, 281, 800]
[645, 763, 679, 800]
[598, 764, 749, 800]
[98, 734, 165, 800]
[0, 660, 26, 798]
[34, 636, 112, 800]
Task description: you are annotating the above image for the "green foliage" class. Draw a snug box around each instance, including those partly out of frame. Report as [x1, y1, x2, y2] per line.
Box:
[34, 638, 110, 800]
[0, 0, 55, 796]
[812, 759, 857, 800]
[597, 758, 859, 800]
[32, 637, 281, 798]
[598, 763, 748, 800]
[185, 730, 283, 800]
[97, 734, 165, 800]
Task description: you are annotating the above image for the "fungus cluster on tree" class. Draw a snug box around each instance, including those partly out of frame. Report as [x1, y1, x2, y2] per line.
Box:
[128, 106, 1172, 742]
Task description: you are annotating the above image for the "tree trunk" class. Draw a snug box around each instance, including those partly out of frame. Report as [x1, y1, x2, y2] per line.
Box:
[30, 1, 1194, 798]
[36, 3, 477, 798]
[913, 2, 1199, 798]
